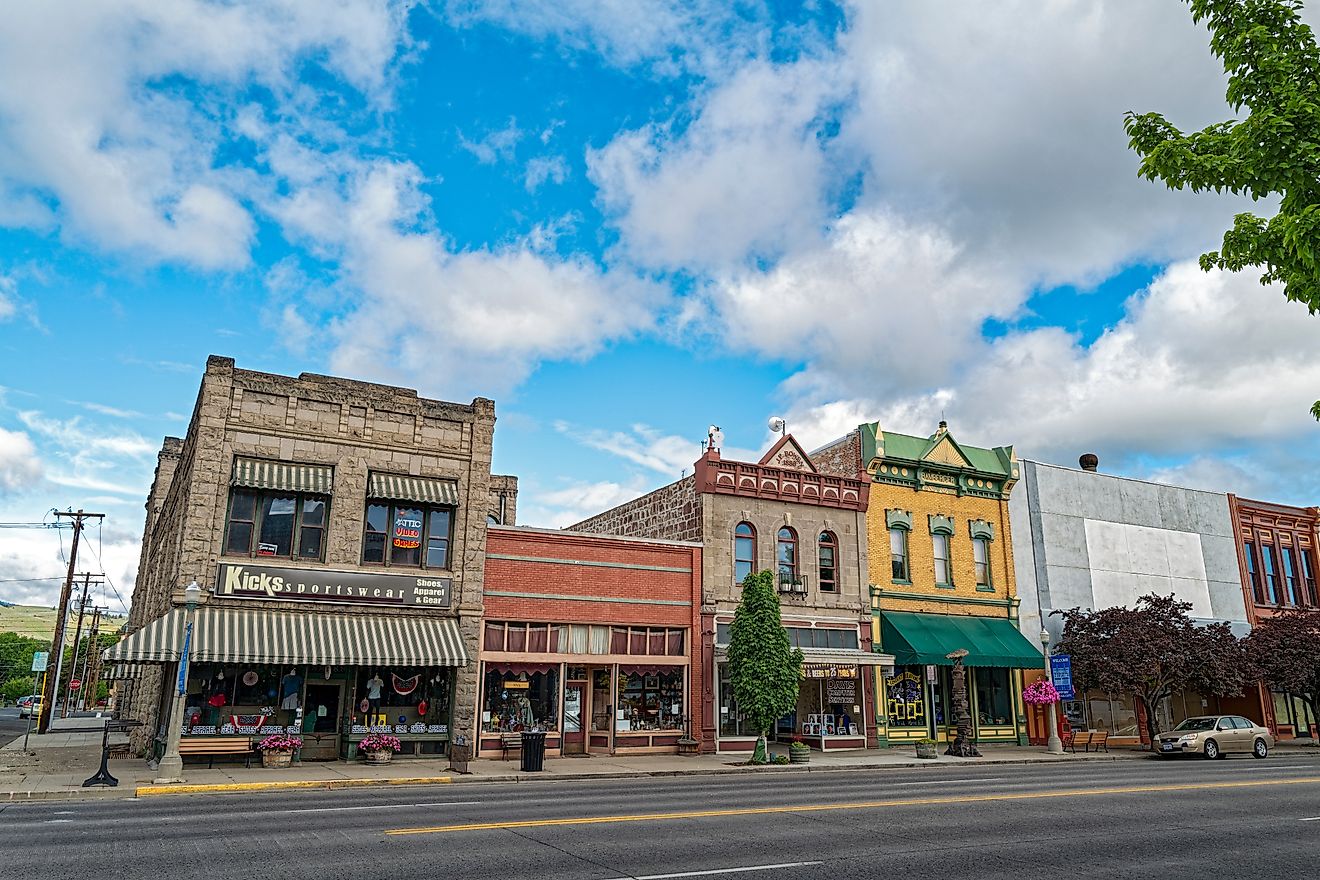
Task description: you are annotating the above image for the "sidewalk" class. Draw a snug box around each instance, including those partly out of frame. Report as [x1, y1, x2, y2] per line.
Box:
[4, 733, 1316, 802]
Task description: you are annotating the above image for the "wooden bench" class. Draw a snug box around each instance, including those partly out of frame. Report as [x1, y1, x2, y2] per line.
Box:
[178, 737, 255, 768]
[500, 732, 522, 761]
[1087, 730, 1109, 753]
[1063, 730, 1093, 753]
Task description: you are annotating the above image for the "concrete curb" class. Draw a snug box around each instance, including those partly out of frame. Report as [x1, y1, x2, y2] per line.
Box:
[135, 775, 454, 797]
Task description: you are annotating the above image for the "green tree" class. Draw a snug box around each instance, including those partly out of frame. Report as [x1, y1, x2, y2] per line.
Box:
[0, 632, 48, 687]
[727, 569, 802, 764]
[1055, 594, 1255, 747]
[2, 676, 36, 704]
[1125, 1, 1320, 415]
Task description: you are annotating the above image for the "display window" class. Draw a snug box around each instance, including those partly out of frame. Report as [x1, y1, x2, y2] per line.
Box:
[795, 673, 861, 737]
[886, 668, 928, 729]
[351, 666, 453, 732]
[973, 668, 1013, 726]
[717, 664, 750, 736]
[482, 666, 560, 732]
[616, 668, 684, 731]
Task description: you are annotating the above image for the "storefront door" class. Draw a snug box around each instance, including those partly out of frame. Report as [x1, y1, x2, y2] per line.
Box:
[302, 682, 342, 761]
[563, 683, 586, 754]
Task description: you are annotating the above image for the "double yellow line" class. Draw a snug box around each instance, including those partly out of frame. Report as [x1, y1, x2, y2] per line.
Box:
[386, 775, 1320, 836]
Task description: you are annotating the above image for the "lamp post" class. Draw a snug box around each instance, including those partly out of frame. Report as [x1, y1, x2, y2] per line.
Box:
[153, 579, 202, 784]
[1040, 628, 1063, 755]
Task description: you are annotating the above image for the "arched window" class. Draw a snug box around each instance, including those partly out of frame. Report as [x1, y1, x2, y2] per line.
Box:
[818, 531, 838, 593]
[486, 513, 501, 526]
[734, 522, 756, 583]
[777, 527, 798, 583]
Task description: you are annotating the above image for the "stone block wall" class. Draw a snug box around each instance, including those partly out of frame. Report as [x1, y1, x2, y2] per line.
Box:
[569, 475, 703, 542]
[810, 431, 863, 479]
[489, 474, 518, 525]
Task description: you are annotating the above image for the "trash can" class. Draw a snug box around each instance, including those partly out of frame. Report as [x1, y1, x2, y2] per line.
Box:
[520, 730, 547, 772]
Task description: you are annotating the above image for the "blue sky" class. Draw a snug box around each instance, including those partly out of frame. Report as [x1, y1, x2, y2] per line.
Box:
[2, 1, 1320, 609]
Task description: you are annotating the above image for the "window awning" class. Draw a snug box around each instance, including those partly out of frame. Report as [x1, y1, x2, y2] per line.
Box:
[232, 458, 334, 495]
[880, 611, 1043, 668]
[102, 663, 142, 681]
[368, 473, 460, 507]
[102, 605, 469, 667]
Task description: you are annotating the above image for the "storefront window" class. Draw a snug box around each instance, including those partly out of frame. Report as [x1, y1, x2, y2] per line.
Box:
[886, 668, 927, 729]
[617, 668, 684, 731]
[484, 621, 683, 656]
[974, 667, 1012, 725]
[353, 667, 453, 729]
[718, 664, 749, 736]
[482, 666, 559, 732]
[591, 668, 612, 733]
[1084, 692, 1139, 736]
[796, 674, 860, 736]
[361, 502, 454, 570]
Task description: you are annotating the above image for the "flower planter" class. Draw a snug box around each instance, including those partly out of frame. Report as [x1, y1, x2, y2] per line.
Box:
[363, 748, 394, 765]
[914, 743, 938, 760]
[789, 748, 811, 764]
[262, 749, 294, 769]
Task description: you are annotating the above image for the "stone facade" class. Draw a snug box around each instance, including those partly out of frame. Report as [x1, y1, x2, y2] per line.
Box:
[488, 475, 519, 526]
[571, 475, 702, 542]
[120, 355, 501, 754]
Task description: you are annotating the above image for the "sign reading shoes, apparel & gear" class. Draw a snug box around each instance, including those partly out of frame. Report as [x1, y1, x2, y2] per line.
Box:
[215, 562, 451, 608]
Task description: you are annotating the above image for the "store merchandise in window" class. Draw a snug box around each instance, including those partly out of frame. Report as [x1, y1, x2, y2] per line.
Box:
[351, 667, 453, 734]
[616, 669, 684, 731]
[886, 668, 928, 729]
[482, 667, 560, 732]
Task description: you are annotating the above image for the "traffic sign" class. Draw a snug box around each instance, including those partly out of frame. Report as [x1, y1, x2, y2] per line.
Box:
[1049, 654, 1075, 700]
[31, 651, 48, 673]
[70, 678, 82, 691]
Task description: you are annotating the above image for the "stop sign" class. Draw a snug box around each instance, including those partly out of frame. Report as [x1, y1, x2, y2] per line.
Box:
[69, 678, 81, 691]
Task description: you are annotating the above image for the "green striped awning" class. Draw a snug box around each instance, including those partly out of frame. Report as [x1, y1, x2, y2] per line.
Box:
[232, 458, 334, 494]
[101, 663, 141, 681]
[368, 473, 460, 506]
[102, 606, 468, 667]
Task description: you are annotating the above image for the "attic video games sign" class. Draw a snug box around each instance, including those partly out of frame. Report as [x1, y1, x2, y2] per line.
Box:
[215, 563, 451, 609]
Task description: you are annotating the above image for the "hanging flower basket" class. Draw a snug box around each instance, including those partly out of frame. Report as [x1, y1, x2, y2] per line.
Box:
[1022, 680, 1061, 705]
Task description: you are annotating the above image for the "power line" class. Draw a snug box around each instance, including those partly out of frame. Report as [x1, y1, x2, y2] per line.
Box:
[80, 537, 129, 615]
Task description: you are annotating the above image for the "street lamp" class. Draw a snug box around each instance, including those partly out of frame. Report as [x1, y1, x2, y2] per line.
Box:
[154, 579, 203, 784]
[1040, 628, 1063, 755]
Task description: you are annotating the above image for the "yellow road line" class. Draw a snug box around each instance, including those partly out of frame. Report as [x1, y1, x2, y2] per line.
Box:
[136, 776, 452, 797]
[385, 775, 1320, 836]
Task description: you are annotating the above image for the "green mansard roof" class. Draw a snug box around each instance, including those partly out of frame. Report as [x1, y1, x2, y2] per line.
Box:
[856, 421, 1019, 498]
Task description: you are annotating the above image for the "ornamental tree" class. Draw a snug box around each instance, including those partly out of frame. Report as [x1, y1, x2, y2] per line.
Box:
[727, 569, 802, 764]
[1054, 594, 1255, 747]
[1246, 610, 1320, 737]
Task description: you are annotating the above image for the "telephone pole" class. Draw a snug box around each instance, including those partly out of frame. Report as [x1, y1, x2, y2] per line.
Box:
[64, 574, 97, 718]
[39, 509, 104, 734]
[79, 607, 104, 712]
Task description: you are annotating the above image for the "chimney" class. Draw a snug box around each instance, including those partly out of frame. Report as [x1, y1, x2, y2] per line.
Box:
[1079, 453, 1099, 472]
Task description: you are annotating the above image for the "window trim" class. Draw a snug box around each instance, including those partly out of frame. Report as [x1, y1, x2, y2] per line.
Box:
[734, 522, 756, 584]
[932, 532, 953, 588]
[1244, 540, 1265, 604]
[889, 526, 910, 584]
[973, 536, 992, 590]
[222, 488, 328, 562]
[817, 531, 838, 593]
[361, 500, 457, 571]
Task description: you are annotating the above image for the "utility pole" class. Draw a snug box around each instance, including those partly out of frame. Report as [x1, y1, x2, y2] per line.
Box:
[79, 608, 104, 712]
[64, 573, 94, 718]
[39, 509, 103, 734]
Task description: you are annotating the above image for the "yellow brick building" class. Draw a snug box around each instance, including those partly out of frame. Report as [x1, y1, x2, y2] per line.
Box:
[813, 421, 1043, 747]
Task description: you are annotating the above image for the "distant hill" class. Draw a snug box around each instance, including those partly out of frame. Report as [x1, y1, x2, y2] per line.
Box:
[0, 604, 128, 641]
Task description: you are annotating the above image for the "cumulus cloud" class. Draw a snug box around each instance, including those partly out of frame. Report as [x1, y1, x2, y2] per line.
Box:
[0, 428, 43, 496]
[517, 478, 657, 529]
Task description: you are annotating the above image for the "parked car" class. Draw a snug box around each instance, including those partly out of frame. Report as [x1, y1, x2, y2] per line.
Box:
[17, 696, 42, 718]
[1155, 715, 1273, 759]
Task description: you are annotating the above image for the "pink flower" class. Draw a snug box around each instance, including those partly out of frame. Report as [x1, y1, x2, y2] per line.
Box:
[1022, 680, 1061, 705]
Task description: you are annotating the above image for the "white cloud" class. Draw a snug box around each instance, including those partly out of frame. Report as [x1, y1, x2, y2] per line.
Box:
[525, 155, 569, 193]
[556, 422, 703, 478]
[0, 428, 43, 496]
[0, 1, 412, 268]
[15, 411, 153, 500]
[517, 478, 656, 529]
[0, 272, 16, 322]
[458, 118, 524, 165]
[0, 527, 139, 611]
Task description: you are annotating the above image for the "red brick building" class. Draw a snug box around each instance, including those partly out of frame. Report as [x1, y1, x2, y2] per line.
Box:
[477, 525, 702, 759]
[1229, 495, 1319, 738]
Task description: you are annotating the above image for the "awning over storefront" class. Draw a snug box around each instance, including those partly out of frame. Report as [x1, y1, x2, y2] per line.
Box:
[102, 605, 469, 667]
[368, 472, 460, 506]
[880, 611, 1042, 668]
[232, 457, 334, 495]
[101, 663, 141, 681]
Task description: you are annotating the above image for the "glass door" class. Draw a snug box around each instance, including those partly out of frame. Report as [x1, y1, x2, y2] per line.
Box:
[563, 683, 585, 754]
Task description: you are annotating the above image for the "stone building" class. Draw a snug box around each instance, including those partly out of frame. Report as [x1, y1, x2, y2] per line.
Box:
[1010, 456, 1255, 745]
[108, 356, 514, 766]
[813, 421, 1042, 748]
[1227, 494, 1319, 738]
[572, 432, 891, 754]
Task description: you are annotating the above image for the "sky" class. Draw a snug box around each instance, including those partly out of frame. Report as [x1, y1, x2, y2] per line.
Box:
[2, 1, 1320, 611]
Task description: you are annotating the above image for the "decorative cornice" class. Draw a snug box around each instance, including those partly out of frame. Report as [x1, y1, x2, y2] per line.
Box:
[969, 519, 995, 541]
[694, 449, 868, 512]
[885, 509, 913, 530]
[928, 514, 955, 535]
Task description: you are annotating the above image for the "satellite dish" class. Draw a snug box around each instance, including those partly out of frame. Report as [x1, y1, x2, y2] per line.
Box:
[768, 416, 786, 435]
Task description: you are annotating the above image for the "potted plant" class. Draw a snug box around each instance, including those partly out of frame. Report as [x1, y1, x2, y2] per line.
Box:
[256, 733, 302, 768]
[914, 737, 938, 759]
[359, 733, 402, 764]
[789, 738, 811, 764]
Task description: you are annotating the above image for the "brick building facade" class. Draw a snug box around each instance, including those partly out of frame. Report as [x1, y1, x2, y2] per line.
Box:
[109, 356, 514, 765]
[479, 526, 702, 758]
[573, 432, 891, 753]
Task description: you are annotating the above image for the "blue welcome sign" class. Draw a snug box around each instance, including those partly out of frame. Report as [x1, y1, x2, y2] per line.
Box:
[1049, 654, 1075, 700]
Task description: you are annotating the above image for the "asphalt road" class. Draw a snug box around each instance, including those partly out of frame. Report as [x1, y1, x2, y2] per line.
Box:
[3, 755, 1319, 880]
[0, 708, 33, 746]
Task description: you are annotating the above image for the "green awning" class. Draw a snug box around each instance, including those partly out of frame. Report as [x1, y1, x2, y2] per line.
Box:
[232, 458, 334, 494]
[880, 611, 1043, 668]
[368, 473, 460, 506]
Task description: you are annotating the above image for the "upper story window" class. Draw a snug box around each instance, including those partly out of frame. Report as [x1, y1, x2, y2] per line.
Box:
[973, 537, 991, 588]
[225, 490, 327, 561]
[1281, 545, 1301, 606]
[777, 527, 798, 583]
[1302, 549, 1318, 606]
[818, 531, 838, 593]
[1262, 544, 1280, 604]
[363, 503, 453, 569]
[890, 528, 909, 582]
[734, 522, 756, 583]
[932, 533, 952, 586]
[1244, 541, 1264, 604]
